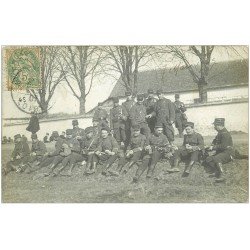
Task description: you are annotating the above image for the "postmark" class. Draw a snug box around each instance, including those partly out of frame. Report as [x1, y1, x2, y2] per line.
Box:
[4, 46, 41, 91]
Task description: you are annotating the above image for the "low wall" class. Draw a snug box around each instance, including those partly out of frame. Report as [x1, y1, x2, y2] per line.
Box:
[2, 101, 248, 139]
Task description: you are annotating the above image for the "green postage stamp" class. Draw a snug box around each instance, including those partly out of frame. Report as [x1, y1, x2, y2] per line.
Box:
[3, 46, 41, 91]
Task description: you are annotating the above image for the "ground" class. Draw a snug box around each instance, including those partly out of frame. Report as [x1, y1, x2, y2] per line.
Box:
[1, 134, 249, 203]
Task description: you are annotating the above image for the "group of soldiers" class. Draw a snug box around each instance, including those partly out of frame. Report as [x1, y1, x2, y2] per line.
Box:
[3, 89, 245, 184]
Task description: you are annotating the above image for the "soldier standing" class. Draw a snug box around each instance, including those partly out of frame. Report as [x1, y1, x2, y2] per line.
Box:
[92, 102, 109, 130]
[93, 127, 119, 176]
[167, 122, 204, 176]
[132, 125, 174, 182]
[205, 118, 234, 183]
[3, 134, 30, 175]
[122, 91, 135, 146]
[146, 89, 175, 143]
[110, 97, 127, 147]
[129, 94, 151, 139]
[72, 119, 86, 143]
[144, 88, 157, 133]
[174, 93, 187, 137]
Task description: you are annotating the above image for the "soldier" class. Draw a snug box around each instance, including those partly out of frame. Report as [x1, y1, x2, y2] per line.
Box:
[60, 131, 66, 139]
[146, 89, 175, 143]
[167, 122, 204, 177]
[92, 102, 109, 130]
[129, 94, 151, 139]
[72, 119, 86, 143]
[22, 134, 28, 143]
[174, 93, 187, 137]
[110, 97, 127, 147]
[83, 126, 100, 175]
[132, 125, 174, 182]
[2, 134, 30, 175]
[43, 133, 50, 143]
[204, 118, 234, 183]
[116, 124, 147, 176]
[48, 129, 81, 176]
[122, 91, 135, 146]
[35, 131, 65, 171]
[93, 127, 119, 176]
[144, 88, 157, 133]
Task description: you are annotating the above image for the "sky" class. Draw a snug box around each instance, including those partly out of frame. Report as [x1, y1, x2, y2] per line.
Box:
[2, 45, 248, 119]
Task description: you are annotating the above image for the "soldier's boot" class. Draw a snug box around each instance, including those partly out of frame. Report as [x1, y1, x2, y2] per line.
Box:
[182, 161, 194, 177]
[166, 158, 180, 174]
[215, 163, 225, 183]
[146, 165, 154, 179]
[44, 164, 55, 176]
[86, 162, 96, 175]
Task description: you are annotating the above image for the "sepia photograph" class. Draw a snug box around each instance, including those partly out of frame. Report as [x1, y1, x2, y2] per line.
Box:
[1, 45, 248, 203]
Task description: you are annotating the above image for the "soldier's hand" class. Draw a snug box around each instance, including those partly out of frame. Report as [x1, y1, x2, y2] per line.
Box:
[145, 114, 152, 119]
[207, 146, 214, 151]
[165, 152, 173, 159]
[171, 145, 178, 151]
[95, 151, 101, 156]
[16, 155, 21, 159]
[31, 152, 36, 156]
[145, 145, 151, 151]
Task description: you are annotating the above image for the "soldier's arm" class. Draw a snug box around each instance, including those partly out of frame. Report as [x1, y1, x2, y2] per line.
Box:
[213, 133, 232, 151]
[192, 134, 205, 151]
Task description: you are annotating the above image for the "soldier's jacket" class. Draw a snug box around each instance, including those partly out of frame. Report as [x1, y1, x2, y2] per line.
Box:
[212, 128, 233, 153]
[31, 140, 47, 157]
[97, 135, 119, 153]
[11, 141, 30, 159]
[182, 132, 204, 151]
[110, 105, 127, 129]
[174, 100, 186, 114]
[147, 133, 171, 152]
[81, 136, 99, 153]
[72, 127, 86, 140]
[64, 137, 81, 153]
[152, 98, 175, 123]
[49, 137, 66, 157]
[93, 108, 108, 122]
[127, 134, 147, 151]
[122, 99, 134, 118]
[129, 103, 147, 126]
[144, 97, 157, 114]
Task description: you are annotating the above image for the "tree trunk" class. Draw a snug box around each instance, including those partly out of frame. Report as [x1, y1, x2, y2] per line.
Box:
[79, 97, 86, 115]
[198, 81, 208, 103]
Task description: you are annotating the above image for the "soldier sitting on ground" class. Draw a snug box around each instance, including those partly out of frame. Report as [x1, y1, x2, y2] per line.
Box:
[3, 134, 30, 175]
[116, 124, 147, 176]
[93, 127, 119, 177]
[167, 122, 204, 177]
[132, 125, 176, 183]
[204, 118, 234, 183]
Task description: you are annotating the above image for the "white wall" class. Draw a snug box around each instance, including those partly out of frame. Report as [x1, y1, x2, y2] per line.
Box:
[2, 101, 248, 139]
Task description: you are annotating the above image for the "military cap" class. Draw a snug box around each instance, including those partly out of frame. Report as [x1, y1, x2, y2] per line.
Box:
[31, 133, 38, 139]
[85, 126, 94, 134]
[184, 122, 194, 128]
[175, 93, 180, 98]
[14, 134, 21, 140]
[155, 124, 163, 129]
[137, 94, 144, 101]
[72, 119, 78, 126]
[132, 124, 141, 131]
[52, 131, 59, 137]
[148, 88, 154, 94]
[101, 127, 110, 133]
[213, 118, 225, 126]
[156, 89, 163, 95]
[113, 97, 119, 103]
[66, 129, 73, 135]
[125, 91, 132, 96]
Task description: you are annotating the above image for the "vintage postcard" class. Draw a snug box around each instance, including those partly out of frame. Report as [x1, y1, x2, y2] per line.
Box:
[1, 45, 249, 203]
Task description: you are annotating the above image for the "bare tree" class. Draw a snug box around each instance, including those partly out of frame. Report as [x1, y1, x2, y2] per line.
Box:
[59, 46, 104, 114]
[102, 46, 153, 94]
[28, 46, 65, 114]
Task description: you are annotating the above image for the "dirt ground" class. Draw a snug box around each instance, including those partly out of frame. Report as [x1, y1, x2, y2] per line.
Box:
[1, 134, 249, 203]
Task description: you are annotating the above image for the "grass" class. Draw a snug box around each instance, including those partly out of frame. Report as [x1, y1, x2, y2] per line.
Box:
[1, 134, 249, 203]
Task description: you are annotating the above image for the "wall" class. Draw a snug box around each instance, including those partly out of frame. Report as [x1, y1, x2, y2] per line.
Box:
[2, 101, 248, 139]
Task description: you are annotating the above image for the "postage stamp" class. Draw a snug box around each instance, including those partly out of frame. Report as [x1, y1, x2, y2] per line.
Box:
[3, 46, 41, 91]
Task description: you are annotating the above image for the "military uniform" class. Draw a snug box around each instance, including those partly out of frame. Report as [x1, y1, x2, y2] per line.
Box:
[133, 129, 173, 181]
[43, 134, 49, 143]
[144, 89, 157, 133]
[152, 90, 176, 142]
[110, 97, 127, 144]
[93, 104, 109, 130]
[30, 134, 47, 162]
[93, 130, 119, 174]
[117, 125, 147, 174]
[129, 95, 151, 138]
[174, 94, 187, 136]
[72, 120, 86, 141]
[3, 134, 30, 175]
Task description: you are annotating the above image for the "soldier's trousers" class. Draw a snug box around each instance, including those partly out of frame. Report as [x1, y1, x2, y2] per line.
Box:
[61, 152, 85, 167]
[118, 151, 142, 168]
[147, 117, 156, 133]
[175, 114, 186, 135]
[156, 120, 175, 142]
[177, 149, 201, 163]
[93, 154, 118, 170]
[113, 126, 126, 144]
[205, 151, 232, 165]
